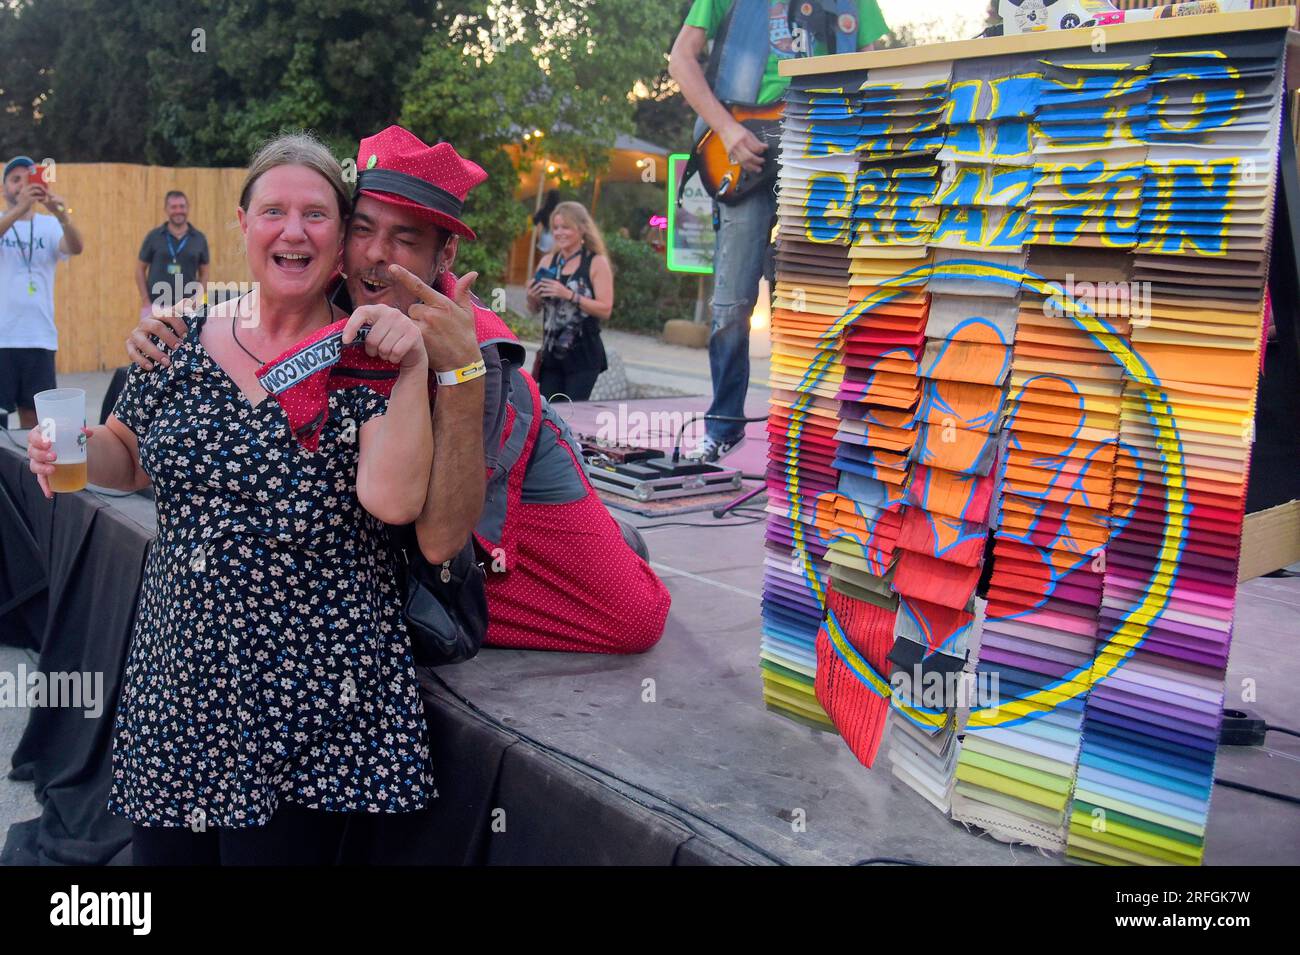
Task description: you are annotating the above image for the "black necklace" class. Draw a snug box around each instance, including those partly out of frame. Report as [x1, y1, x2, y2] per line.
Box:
[230, 290, 333, 366]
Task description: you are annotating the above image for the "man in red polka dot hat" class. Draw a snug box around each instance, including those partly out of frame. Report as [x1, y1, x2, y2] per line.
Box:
[346, 126, 669, 654]
[344, 125, 519, 567]
[125, 125, 670, 654]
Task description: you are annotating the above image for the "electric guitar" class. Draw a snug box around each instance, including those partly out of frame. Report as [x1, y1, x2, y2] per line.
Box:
[689, 103, 784, 205]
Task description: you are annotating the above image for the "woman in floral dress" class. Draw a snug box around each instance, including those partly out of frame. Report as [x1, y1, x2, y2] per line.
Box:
[25, 133, 436, 864]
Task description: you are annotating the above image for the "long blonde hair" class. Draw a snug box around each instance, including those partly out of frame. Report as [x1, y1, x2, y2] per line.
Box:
[550, 200, 609, 262]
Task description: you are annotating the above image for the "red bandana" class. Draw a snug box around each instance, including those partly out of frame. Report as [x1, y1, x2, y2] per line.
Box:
[257, 320, 401, 452]
[259, 271, 505, 451]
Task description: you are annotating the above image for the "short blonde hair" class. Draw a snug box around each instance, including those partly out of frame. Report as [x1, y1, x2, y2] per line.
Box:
[239, 131, 352, 220]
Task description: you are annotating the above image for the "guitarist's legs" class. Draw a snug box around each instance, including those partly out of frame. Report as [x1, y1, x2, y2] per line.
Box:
[700, 187, 775, 453]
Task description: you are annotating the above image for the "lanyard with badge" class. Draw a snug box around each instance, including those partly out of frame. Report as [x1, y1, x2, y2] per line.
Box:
[165, 228, 189, 275]
[6, 218, 37, 295]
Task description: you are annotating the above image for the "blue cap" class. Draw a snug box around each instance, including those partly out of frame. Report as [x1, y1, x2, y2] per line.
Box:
[3, 156, 36, 180]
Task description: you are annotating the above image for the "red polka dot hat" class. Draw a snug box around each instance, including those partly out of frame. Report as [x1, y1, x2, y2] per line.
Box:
[355, 125, 487, 240]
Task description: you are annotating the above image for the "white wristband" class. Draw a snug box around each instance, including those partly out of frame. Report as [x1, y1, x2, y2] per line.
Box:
[435, 358, 487, 386]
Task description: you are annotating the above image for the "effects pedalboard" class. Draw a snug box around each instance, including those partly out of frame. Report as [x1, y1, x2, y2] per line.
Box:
[578, 435, 743, 502]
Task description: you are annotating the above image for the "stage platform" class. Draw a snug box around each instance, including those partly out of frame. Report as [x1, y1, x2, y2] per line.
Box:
[2, 401, 1299, 864]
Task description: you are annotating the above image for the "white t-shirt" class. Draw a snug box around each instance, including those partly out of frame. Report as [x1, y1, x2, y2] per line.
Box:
[0, 212, 70, 350]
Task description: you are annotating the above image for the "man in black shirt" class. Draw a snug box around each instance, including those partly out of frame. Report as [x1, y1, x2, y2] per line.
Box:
[136, 191, 209, 318]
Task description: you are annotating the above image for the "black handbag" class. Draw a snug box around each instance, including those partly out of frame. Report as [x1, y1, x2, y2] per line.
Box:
[390, 524, 489, 666]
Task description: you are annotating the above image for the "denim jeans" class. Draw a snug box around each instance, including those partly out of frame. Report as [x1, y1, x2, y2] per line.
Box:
[706, 186, 775, 444]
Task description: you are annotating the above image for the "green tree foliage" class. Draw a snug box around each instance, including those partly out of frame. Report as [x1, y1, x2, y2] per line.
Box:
[0, 0, 155, 161]
[0, 2, 54, 155]
[144, 0, 432, 165]
[604, 233, 697, 333]
[0, 0, 685, 288]
[398, 1, 680, 282]
[1, 0, 429, 163]
[632, 68, 696, 155]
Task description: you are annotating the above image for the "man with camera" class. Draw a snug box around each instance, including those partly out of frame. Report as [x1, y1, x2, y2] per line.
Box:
[0, 155, 85, 429]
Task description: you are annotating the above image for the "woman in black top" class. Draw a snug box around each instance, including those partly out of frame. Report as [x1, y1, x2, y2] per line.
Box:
[526, 201, 614, 401]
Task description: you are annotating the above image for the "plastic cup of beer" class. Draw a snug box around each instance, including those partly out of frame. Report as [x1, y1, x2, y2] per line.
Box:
[33, 388, 88, 493]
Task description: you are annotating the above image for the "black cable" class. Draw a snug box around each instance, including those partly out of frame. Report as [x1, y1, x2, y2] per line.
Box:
[671, 411, 768, 464]
[852, 856, 927, 866]
[1214, 776, 1300, 806]
[639, 515, 765, 530]
[642, 502, 769, 528]
[427, 669, 790, 866]
[1267, 724, 1300, 740]
[630, 500, 769, 531]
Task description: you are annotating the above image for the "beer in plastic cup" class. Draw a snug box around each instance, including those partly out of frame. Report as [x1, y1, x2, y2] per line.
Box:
[33, 388, 88, 493]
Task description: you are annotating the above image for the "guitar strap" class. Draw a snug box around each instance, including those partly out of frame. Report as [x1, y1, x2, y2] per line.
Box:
[829, 0, 862, 54]
[681, 0, 785, 207]
[693, 0, 770, 143]
[788, 1, 862, 56]
[678, 1, 855, 207]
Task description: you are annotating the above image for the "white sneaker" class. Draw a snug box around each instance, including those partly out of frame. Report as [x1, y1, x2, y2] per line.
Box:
[686, 434, 746, 463]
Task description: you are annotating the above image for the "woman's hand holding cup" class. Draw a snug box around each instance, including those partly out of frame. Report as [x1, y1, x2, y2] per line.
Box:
[27, 424, 94, 500]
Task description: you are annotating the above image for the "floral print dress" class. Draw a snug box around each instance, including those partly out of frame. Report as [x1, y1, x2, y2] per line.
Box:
[108, 305, 435, 828]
